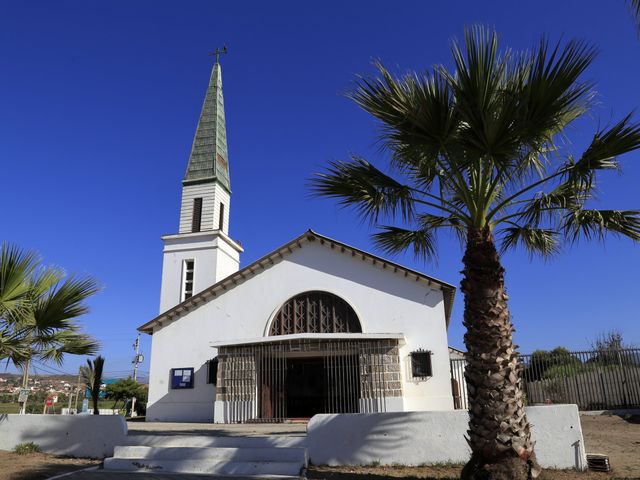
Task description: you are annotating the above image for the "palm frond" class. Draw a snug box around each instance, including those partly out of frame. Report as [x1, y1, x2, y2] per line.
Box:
[418, 212, 467, 243]
[347, 61, 456, 166]
[567, 114, 640, 190]
[563, 209, 640, 243]
[310, 156, 415, 222]
[0, 243, 39, 317]
[0, 327, 29, 362]
[500, 183, 586, 225]
[372, 226, 437, 260]
[446, 26, 519, 160]
[29, 266, 65, 299]
[32, 275, 100, 328]
[516, 37, 595, 145]
[499, 225, 560, 257]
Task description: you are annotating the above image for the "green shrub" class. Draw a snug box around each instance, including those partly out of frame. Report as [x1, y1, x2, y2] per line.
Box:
[13, 442, 41, 455]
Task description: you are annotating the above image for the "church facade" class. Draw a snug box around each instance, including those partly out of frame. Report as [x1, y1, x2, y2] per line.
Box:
[140, 60, 457, 423]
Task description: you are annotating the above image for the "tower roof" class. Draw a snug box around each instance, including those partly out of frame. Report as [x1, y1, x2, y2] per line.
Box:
[183, 61, 230, 191]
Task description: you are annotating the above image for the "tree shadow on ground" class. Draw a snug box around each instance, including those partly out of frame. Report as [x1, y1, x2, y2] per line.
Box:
[621, 414, 640, 424]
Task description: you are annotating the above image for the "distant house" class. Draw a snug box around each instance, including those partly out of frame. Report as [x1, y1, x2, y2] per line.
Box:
[140, 60, 458, 423]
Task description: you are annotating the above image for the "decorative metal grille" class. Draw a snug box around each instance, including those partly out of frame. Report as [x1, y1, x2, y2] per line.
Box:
[216, 338, 400, 423]
[269, 291, 362, 336]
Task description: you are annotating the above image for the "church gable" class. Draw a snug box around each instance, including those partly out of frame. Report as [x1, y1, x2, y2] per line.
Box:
[139, 230, 455, 334]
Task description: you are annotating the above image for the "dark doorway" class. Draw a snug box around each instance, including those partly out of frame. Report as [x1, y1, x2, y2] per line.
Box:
[286, 357, 325, 418]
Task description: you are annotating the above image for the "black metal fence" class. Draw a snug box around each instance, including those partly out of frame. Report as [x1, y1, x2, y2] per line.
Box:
[450, 348, 640, 411]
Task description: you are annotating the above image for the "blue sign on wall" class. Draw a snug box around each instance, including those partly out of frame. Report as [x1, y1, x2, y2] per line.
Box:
[171, 368, 194, 389]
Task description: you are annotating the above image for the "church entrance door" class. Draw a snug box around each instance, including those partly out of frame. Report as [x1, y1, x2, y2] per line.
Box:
[286, 357, 325, 418]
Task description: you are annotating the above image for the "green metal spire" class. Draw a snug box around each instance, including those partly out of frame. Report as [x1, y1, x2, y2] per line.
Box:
[183, 61, 230, 191]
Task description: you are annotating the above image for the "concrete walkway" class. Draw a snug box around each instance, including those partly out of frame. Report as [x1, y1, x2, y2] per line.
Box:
[127, 421, 308, 437]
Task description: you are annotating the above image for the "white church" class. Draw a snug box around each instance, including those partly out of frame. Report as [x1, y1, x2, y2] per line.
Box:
[140, 59, 458, 423]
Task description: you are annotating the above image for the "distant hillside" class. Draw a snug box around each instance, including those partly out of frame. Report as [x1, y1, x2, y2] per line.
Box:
[0, 372, 148, 385]
[0, 373, 77, 383]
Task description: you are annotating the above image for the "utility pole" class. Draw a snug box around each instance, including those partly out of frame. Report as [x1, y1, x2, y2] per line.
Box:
[130, 334, 143, 417]
[74, 367, 82, 413]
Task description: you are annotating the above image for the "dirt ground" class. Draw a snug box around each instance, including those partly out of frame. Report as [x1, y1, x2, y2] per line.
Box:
[0, 451, 98, 480]
[0, 413, 637, 480]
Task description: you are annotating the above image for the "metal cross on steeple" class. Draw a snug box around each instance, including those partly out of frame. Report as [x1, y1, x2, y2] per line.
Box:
[209, 45, 228, 63]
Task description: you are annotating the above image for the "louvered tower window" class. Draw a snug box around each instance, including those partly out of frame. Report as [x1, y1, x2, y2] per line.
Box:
[182, 260, 195, 301]
[218, 203, 225, 231]
[192, 198, 203, 232]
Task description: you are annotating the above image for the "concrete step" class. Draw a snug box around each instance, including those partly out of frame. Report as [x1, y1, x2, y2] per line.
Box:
[103, 458, 304, 476]
[123, 434, 306, 448]
[113, 445, 308, 464]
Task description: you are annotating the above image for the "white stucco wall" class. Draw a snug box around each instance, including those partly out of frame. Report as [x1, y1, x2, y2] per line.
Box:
[158, 232, 241, 313]
[0, 414, 128, 458]
[306, 406, 587, 470]
[147, 239, 453, 423]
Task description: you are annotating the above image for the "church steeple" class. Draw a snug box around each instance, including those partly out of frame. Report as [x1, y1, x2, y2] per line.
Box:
[177, 56, 233, 235]
[159, 53, 243, 314]
[183, 61, 230, 192]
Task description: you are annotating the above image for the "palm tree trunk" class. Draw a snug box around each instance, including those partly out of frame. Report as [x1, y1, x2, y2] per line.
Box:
[19, 358, 31, 415]
[92, 390, 99, 415]
[460, 227, 541, 480]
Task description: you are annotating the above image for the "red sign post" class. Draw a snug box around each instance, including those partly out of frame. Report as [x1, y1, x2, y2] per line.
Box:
[43, 396, 54, 414]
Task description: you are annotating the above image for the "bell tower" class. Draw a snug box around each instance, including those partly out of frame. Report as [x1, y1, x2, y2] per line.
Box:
[159, 55, 243, 314]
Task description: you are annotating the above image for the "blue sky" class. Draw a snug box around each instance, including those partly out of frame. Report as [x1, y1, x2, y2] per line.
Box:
[1, 1, 639, 378]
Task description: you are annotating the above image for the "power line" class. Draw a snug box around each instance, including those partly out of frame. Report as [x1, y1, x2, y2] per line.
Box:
[31, 360, 74, 376]
[31, 363, 60, 376]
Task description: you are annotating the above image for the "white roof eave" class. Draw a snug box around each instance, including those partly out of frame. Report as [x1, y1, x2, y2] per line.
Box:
[210, 332, 406, 348]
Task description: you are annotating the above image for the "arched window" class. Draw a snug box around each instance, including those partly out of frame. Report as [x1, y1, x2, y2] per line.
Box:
[269, 291, 362, 336]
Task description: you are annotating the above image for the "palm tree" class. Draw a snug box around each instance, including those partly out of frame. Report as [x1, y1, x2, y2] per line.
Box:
[8, 273, 100, 413]
[81, 355, 105, 415]
[311, 27, 640, 479]
[1, 243, 100, 413]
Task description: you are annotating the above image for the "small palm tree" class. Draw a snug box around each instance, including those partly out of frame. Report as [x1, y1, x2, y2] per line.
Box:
[12, 274, 100, 413]
[81, 355, 105, 415]
[312, 27, 640, 479]
[1, 244, 100, 413]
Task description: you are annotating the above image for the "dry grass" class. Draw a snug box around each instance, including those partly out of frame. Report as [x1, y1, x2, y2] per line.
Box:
[0, 450, 98, 480]
[307, 464, 631, 479]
